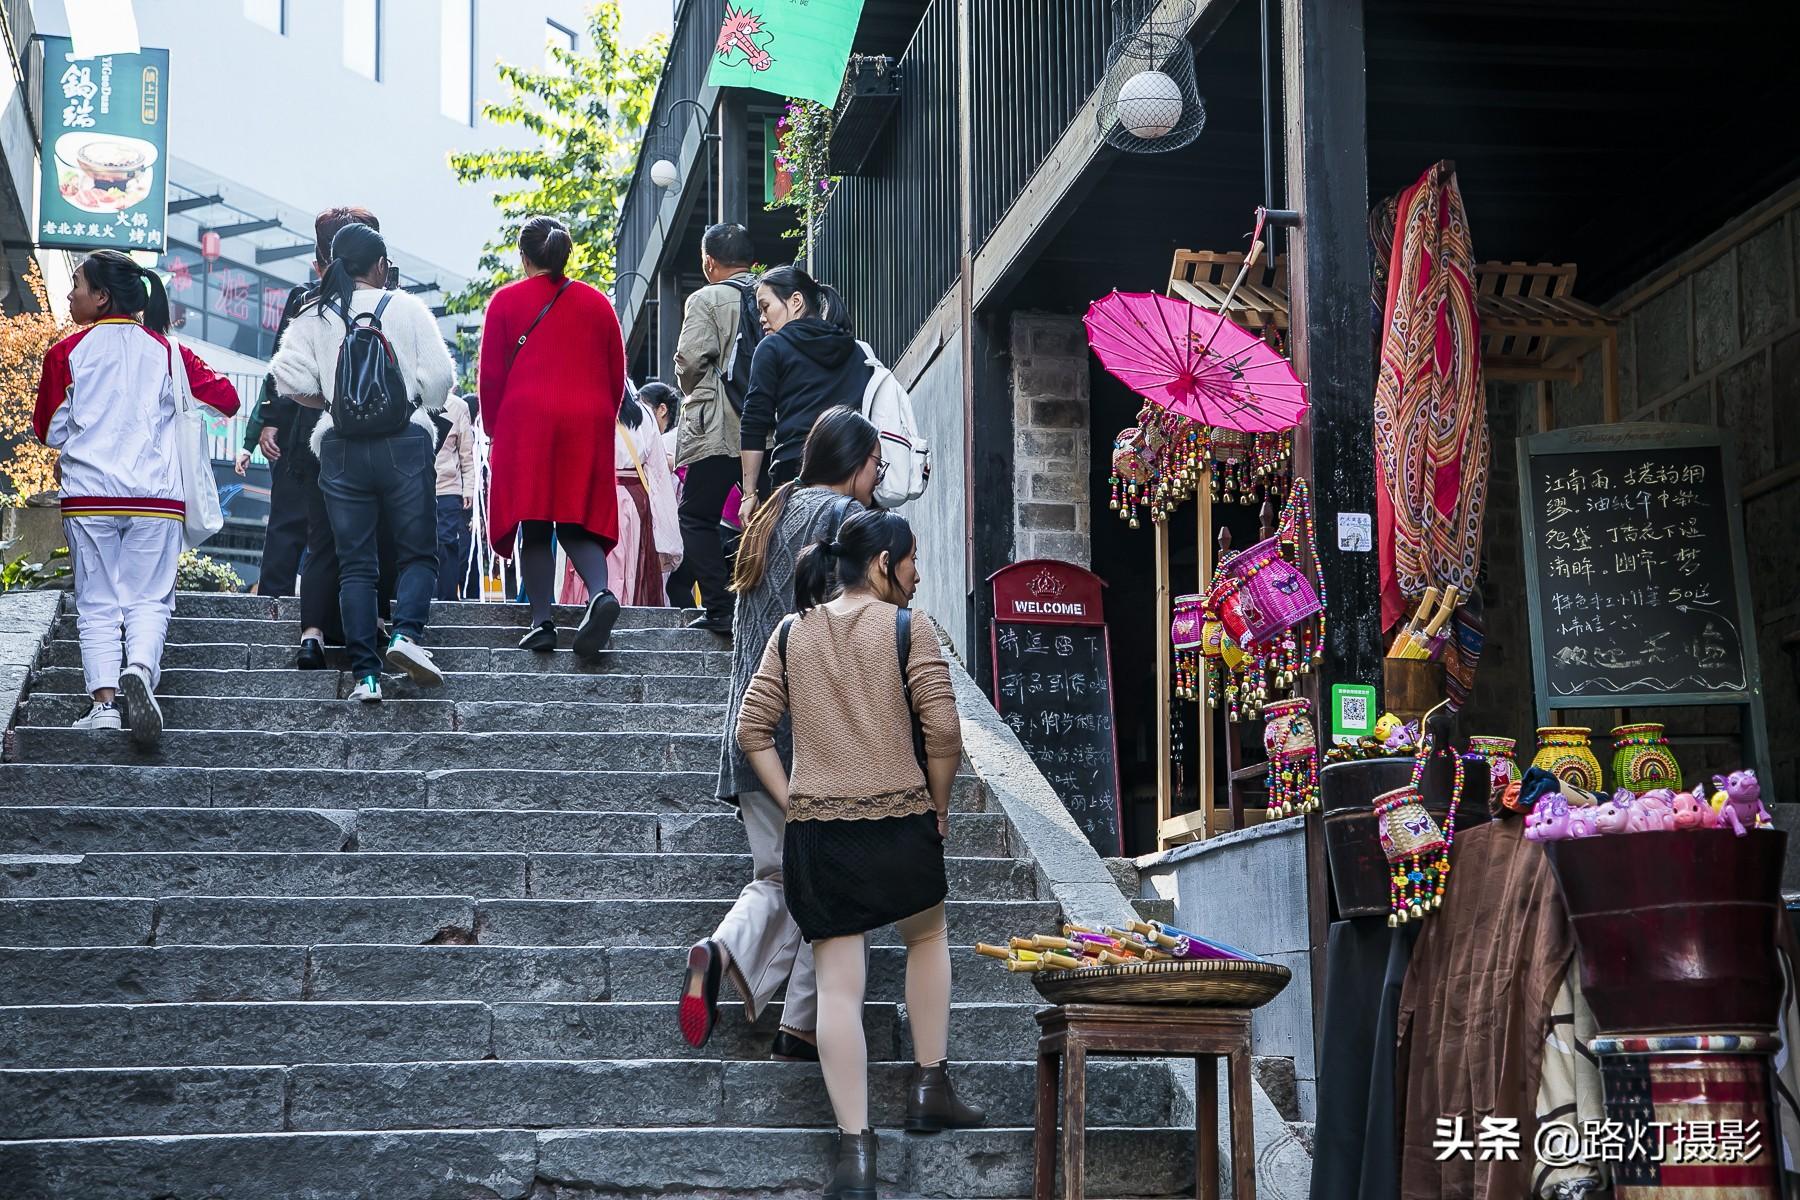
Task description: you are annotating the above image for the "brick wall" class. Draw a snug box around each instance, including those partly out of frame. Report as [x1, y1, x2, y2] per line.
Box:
[1010, 313, 1092, 566]
[1465, 186, 1800, 795]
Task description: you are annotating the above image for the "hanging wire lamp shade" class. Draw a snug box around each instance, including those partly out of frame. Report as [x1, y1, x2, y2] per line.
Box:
[1097, 1, 1206, 154]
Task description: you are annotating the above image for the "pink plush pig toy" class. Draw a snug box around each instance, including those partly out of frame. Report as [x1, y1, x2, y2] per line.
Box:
[1524, 794, 1572, 842]
[1670, 790, 1710, 831]
[1592, 795, 1632, 836]
[1629, 788, 1677, 833]
[1712, 770, 1772, 837]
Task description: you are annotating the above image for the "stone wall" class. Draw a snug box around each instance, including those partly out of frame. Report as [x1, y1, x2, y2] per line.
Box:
[901, 331, 970, 656]
[1010, 313, 1092, 567]
[1464, 186, 1800, 794]
[1137, 818, 1317, 1125]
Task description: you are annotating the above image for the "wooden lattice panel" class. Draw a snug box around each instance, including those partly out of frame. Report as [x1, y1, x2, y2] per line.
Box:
[1166, 249, 1290, 334]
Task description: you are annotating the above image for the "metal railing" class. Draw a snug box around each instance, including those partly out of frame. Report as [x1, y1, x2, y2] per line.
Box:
[811, 0, 959, 365]
[613, 0, 724, 344]
[969, 0, 1158, 247]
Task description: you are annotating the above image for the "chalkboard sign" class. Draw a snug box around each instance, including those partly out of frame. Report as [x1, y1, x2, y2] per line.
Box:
[1518, 424, 1768, 768]
[989, 561, 1123, 857]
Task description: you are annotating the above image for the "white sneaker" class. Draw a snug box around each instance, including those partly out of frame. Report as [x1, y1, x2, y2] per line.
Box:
[351, 675, 383, 703]
[70, 702, 122, 732]
[384, 635, 444, 687]
[117, 664, 162, 749]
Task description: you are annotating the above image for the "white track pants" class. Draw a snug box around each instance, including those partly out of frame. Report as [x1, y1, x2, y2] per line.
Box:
[65, 516, 182, 696]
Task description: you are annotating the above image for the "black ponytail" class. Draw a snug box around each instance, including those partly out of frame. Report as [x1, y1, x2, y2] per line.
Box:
[618, 380, 644, 430]
[520, 215, 572, 278]
[78, 249, 171, 334]
[794, 508, 915, 612]
[311, 222, 386, 322]
[760, 267, 853, 334]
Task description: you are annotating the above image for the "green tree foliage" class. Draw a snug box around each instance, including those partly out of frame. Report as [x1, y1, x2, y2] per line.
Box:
[446, 4, 665, 321]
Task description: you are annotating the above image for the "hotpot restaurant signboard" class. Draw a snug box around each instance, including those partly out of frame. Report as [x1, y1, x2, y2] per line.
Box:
[989, 560, 1123, 857]
[36, 35, 170, 253]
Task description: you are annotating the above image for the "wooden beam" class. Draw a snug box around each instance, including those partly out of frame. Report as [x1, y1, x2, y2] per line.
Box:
[1283, 0, 1378, 690]
[1158, 809, 1209, 848]
[968, 0, 1237, 310]
[1285, 0, 1372, 1063]
[717, 89, 749, 228]
[1484, 364, 1581, 384]
[893, 285, 960, 390]
[1156, 519, 1174, 848]
[655, 268, 682, 388]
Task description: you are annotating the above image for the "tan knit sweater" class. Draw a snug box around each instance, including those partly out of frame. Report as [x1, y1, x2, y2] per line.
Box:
[736, 594, 962, 821]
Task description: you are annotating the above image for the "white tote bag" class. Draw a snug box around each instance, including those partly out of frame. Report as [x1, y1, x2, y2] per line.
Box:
[169, 336, 224, 548]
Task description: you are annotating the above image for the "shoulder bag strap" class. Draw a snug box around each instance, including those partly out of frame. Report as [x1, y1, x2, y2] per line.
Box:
[372, 293, 393, 322]
[618, 420, 652, 494]
[508, 279, 571, 367]
[896, 607, 927, 772]
[777, 613, 797, 691]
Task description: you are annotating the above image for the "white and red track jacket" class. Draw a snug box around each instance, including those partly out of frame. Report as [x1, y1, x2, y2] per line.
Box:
[32, 318, 240, 520]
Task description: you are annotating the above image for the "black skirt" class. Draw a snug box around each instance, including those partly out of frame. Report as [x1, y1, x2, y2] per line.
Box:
[785, 809, 948, 941]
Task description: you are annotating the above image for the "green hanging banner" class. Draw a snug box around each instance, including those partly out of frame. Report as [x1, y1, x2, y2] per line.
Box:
[37, 35, 171, 253]
[707, 0, 866, 109]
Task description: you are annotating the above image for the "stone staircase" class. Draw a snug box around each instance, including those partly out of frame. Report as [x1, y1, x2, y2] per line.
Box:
[0, 592, 1194, 1199]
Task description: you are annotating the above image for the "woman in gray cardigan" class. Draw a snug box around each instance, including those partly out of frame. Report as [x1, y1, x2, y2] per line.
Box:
[676, 406, 883, 1061]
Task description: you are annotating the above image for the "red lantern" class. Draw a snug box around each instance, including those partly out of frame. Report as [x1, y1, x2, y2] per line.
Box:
[200, 231, 221, 261]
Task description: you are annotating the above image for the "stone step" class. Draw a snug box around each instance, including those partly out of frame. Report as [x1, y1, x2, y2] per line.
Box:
[8, 728, 722, 771]
[166, 592, 702, 629]
[0, 851, 1034, 902]
[0, 896, 1057, 949]
[27, 666, 730, 704]
[473, 898, 1059, 951]
[0, 765, 988, 813]
[21, 694, 727, 735]
[0, 807, 358, 853]
[0, 942, 1040, 1006]
[44, 638, 735, 677]
[56, 615, 723, 652]
[0, 1125, 1193, 1199]
[0, 1058, 1172, 1139]
[0, 999, 1039, 1068]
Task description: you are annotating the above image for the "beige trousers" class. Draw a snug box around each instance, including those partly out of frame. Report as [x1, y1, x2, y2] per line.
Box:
[714, 789, 816, 1031]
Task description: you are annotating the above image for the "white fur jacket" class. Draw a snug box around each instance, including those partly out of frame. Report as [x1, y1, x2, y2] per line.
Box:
[269, 286, 455, 455]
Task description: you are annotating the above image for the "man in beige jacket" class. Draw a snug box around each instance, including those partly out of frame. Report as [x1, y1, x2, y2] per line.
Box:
[673, 223, 759, 634]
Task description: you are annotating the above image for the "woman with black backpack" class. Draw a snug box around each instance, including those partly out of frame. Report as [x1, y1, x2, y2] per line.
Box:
[270, 222, 454, 701]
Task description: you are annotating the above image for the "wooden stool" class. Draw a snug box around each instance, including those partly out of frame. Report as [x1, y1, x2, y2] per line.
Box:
[1033, 1003, 1256, 1200]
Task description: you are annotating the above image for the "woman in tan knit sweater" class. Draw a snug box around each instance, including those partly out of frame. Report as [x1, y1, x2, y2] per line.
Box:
[736, 509, 983, 1199]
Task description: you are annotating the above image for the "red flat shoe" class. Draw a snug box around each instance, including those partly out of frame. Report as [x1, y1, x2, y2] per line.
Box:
[678, 939, 723, 1048]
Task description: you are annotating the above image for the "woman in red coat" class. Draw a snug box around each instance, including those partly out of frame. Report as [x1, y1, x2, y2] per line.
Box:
[480, 216, 625, 657]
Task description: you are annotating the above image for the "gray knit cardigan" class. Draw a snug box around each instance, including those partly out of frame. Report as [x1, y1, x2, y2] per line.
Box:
[715, 485, 862, 802]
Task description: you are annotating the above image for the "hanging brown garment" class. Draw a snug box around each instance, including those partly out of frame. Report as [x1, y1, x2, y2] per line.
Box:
[1396, 819, 1573, 1200]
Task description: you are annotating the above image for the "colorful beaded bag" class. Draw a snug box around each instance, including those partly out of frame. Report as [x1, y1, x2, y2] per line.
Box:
[1262, 697, 1320, 820]
[1200, 480, 1327, 720]
[1373, 721, 1466, 927]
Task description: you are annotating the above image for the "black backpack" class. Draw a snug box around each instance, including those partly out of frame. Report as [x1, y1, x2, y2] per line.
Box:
[330, 294, 414, 438]
[717, 278, 763, 416]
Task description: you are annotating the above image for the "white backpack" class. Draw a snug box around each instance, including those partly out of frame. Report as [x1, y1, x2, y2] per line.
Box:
[857, 340, 930, 510]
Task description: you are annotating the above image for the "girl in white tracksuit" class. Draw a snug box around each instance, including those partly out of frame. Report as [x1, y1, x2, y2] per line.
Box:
[32, 249, 239, 746]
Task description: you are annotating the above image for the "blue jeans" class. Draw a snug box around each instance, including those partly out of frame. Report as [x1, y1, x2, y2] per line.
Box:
[435, 494, 472, 600]
[319, 425, 437, 678]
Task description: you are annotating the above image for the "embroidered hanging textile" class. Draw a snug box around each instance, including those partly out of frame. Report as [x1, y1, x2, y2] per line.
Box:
[1372, 163, 1491, 643]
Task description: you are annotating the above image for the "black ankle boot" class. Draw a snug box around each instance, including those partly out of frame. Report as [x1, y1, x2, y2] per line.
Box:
[822, 1128, 877, 1199]
[904, 1061, 986, 1134]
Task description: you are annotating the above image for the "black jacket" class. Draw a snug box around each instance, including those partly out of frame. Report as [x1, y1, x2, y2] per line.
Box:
[738, 317, 872, 467]
[253, 284, 319, 464]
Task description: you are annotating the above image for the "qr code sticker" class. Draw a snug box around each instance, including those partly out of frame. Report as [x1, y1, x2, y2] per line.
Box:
[1339, 693, 1369, 727]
